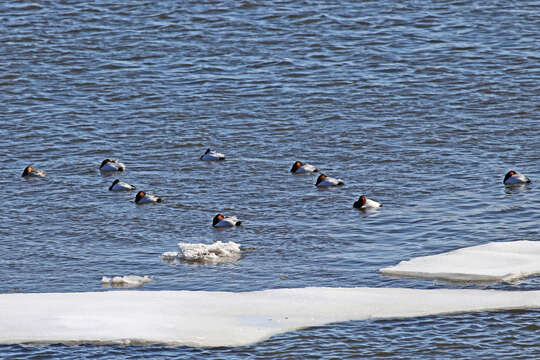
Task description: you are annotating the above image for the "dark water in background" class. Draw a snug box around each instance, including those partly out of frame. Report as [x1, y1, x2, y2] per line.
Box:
[1, 0, 539, 358]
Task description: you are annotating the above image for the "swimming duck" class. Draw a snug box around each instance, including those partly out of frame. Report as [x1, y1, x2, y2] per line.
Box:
[200, 149, 225, 161]
[99, 159, 126, 171]
[315, 173, 344, 187]
[290, 161, 318, 174]
[212, 214, 242, 227]
[21, 165, 46, 177]
[109, 179, 136, 191]
[503, 170, 531, 185]
[353, 195, 382, 210]
[135, 191, 162, 204]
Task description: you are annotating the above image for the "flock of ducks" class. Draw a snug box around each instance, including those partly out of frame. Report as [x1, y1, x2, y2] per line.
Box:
[21, 151, 532, 227]
[21, 150, 245, 228]
[290, 161, 375, 207]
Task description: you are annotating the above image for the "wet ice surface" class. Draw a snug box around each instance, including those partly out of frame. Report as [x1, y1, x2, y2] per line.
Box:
[1, 287, 540, 347]
[380, 241, 540, 282]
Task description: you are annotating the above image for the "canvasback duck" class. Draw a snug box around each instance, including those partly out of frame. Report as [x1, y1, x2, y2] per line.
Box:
[109, 179, 136, 191]
[315, 173, 344, 187]
[354, 195, 382, 210]
[212, 214, 242, 227]
[21, 165, 46, 177]
[99, 159, 126, 171]
[503, 170, 531, 185]
[290, 161, 318, 174]
[200, 149, 225, 161]
[135, 191, 162, 204]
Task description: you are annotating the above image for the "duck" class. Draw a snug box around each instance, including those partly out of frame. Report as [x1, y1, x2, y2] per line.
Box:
[353, 195, 382, 210]
[109, 179, 136, 191]
[135, 191, 162, 204]
[200, 149, 225, 161]
[503, 170, 531, 185]
[212, 214, 242, 227]
[290, 161, 318, 174]
[99, 159, 126, 171]
[21, 165, 47, 177]
[315, 173, 344, 187]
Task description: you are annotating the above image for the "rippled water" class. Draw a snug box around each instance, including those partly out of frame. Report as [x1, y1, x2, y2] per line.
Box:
[1, 0, 539, 358]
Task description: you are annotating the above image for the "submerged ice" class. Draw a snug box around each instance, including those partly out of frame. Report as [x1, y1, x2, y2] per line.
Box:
[380, 240, 540, 282]
[1, 287, 540, 347]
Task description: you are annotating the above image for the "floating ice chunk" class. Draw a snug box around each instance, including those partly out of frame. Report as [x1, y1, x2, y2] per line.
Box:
[101, 275, 151, 288]
[161, 252, 179, 260]
[380, 240, 540, 282]
[1, 287, 540, 347]
[177, 241, 241, 263]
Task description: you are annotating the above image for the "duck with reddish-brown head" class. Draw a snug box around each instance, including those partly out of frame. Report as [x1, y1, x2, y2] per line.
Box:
[212, 214, 242, 227]
[315, 173, 344, 187]
[21, 165, 47, 178]
[290, 161, 318, 174]
[353, 195, 382, 210]
[503, 170, 531, 185]
[135, 191, 162, 204]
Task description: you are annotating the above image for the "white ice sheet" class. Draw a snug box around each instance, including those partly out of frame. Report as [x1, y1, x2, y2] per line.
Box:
[380, 241, 540, 282]
[1, 287, 539, 347]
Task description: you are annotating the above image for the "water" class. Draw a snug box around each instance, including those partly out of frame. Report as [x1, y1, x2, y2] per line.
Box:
[1, 0, 539, 358]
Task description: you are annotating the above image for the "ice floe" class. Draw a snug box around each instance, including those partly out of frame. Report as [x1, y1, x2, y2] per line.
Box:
[161, 252, 179, 261]
[101, 275, 152, 288]
[380, 240, 540, 282]
[163, 241, 242, 263]
[1, 287, 540, 347]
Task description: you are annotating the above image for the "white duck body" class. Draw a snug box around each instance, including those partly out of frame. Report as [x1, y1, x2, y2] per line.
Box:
[315, 174, 344, 187]
[363, 198, 382, 209]
[100, 159, 126, 171]
[200, 149, 225, 161]
[503, 170, 531, 185]
[109, 179, 136, 191]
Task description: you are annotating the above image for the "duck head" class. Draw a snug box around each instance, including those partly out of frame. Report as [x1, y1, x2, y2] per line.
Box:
[135, 191, 146, 203]
[503, 170, 516, 183]
[22, 165, 33, 177]
[213, 213, 224, 226]
[353, 195, 367, 208]
[100, 159, 111, 169]
[315, 174, 327, 186]
[291, 161, 302, 173]
[109, 179, 120, 191]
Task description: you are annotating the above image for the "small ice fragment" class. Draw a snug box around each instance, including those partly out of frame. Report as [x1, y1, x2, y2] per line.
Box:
[101, 275, 152, 288]
[161, 252, 179, 260]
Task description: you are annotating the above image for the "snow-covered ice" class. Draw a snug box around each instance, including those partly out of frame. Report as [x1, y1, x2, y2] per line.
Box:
[163, 241, 242, 263]
[380, 240, 540, 282]
[1, 287, 540, 347]
[101, 276, 152, 288]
